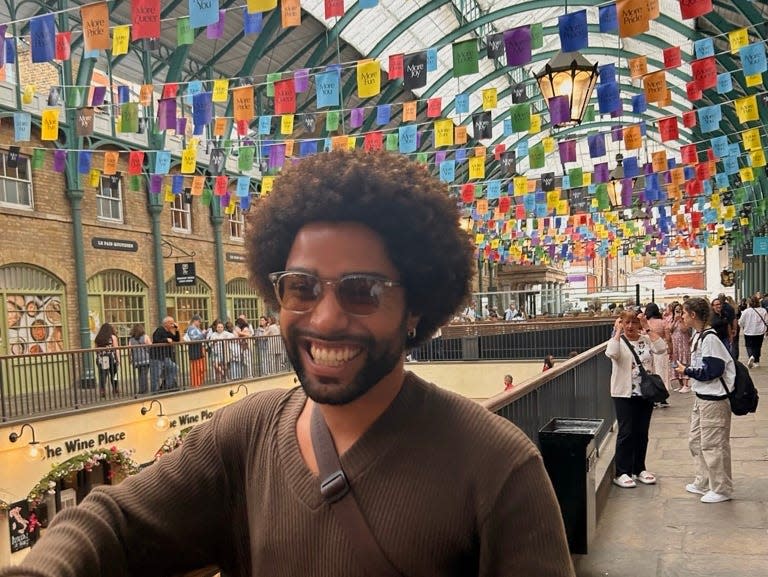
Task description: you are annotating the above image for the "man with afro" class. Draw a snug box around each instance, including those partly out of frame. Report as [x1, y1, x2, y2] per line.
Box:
[1, 150, 573, 577]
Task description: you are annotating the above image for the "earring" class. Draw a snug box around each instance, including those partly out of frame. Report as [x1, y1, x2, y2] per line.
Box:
[407, 327, 417, 339]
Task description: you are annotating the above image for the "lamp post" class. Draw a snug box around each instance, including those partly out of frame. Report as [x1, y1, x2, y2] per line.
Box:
[535, 51, 599, 128]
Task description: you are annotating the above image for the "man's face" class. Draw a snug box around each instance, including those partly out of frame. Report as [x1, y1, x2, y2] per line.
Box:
[279, 222, 417, 406]
[712, 300, 721, 313]
[163, 318, 175, 330]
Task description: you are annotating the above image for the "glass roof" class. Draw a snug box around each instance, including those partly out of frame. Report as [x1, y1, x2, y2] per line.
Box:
[0, 1, 762, 204]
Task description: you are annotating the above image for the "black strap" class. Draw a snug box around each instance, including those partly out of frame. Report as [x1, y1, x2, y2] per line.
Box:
[620, 335, 650, 377]
[310, 405, 403, 577]
[692, 330, 732, 397]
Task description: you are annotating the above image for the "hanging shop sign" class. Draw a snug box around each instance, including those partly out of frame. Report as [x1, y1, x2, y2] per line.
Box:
[91, 237, 139, 252]
[225, 252, 246, 263]
[752, 237, 768, 256]
[175, 262, 197, 286]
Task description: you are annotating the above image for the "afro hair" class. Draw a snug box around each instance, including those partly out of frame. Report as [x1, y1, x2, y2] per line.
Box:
[246, 149, 475, 347]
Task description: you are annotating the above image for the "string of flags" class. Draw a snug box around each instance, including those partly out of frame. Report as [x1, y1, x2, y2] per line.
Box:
[2, 0, 765, 263]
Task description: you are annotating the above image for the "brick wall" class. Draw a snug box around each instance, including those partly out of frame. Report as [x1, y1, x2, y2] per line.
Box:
[0, 121, 258, 352]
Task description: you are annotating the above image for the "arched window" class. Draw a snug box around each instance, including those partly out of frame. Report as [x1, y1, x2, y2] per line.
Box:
[165, 277, 212, 332]
[226, 277, 262, 324]
[0, 264, 65, 354]
[87, 270, 148, 345]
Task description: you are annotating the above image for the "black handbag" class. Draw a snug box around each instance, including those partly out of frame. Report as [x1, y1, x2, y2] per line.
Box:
[621, 335, 669, 403]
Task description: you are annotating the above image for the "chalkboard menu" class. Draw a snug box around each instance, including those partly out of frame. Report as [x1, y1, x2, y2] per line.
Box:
[8, 500, 31, 553]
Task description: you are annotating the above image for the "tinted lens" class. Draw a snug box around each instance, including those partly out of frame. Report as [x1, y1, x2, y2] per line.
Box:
[337, 276, 382, 315]
[278, 273, 321, 312]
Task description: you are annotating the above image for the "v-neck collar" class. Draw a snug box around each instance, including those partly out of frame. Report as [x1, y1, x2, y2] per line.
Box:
[276, 372, 425, 510]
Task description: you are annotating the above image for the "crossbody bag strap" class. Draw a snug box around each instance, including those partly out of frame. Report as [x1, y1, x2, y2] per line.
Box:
[310, 405, 403, 577]
[620, 335, 648, 376]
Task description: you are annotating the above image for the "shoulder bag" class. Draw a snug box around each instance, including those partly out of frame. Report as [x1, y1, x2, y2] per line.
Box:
[310, 405, 404, 577]
[621, 335, 669, 403]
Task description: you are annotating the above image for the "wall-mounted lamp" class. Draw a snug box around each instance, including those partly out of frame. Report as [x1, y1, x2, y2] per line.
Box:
[140, 400, 170, 431]
[229, 384, 249, 398]
[8, 423, 44, 462]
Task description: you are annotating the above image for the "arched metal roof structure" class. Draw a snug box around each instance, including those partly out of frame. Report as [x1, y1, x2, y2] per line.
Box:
[1, 0, 767, 248]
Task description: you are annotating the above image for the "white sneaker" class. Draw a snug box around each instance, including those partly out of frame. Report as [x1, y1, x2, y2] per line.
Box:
[747, 356, 755, 368]
[753, 363, 760, 368]
[685, 483, 706, 495]
[700, 491, 731, 503]
[613, 474, 637, 488]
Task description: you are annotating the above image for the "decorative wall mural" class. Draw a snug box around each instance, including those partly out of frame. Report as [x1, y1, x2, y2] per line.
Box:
[6, 294, 63, 354]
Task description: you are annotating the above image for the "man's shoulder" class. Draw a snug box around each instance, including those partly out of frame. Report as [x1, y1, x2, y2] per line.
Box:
[215, 387, 298, 433]
[409, 374, 539, 464]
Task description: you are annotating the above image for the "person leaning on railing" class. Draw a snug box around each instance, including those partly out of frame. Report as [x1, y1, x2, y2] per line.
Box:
[94, 322, 119, 398]
[128, 323, 151, 395]
[185, 315, 207, 389]
[150, 317, 180, 393]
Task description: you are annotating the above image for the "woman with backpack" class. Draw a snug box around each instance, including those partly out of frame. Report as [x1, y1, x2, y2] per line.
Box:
[738, 295, 768, 368]
[675, 297, 735, 504]
[128, 323, 151, 395]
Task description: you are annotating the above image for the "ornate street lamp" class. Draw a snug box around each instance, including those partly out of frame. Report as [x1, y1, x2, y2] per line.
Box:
[536, 51, 599, 128]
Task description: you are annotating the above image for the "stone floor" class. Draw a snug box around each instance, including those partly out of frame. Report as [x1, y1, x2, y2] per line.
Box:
[574, 360, 768, 577]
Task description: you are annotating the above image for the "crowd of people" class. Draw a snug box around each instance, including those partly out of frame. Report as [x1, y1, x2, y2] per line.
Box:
[93, 313, 289, 396]
[456, 300, 529, 322]
[605, 290, 764, 504]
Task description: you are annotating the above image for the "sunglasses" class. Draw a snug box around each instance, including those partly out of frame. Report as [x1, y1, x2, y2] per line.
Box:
[269, 271, 402, 316]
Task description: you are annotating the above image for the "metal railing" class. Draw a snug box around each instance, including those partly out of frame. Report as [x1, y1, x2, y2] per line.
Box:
[1, 321, 615, 424]
[412, 319, 614, 361]
[0, 335, 291, 422]
[482, 344, 615, 448]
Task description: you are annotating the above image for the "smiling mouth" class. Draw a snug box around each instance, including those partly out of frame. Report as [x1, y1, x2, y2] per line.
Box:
[308, 343, 363, 367]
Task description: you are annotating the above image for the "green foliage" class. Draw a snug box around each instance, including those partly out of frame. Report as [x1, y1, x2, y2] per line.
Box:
[27, 447, 140, 506]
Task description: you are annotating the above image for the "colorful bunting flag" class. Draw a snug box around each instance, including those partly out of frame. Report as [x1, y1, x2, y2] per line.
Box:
[189, 0, 220, 28]
[558, 10, 588, 52]
[452, 39, 479, 77]
[274, 79, 296, 114]
[403, 52, 427, 89]
[617, 0, 649, 38]
[663, 46, 681, 68]
[504, 26, 532, 66]
[133, 0, 161, 39]
[679, 0, 713, 19]
[55, 31, 71, 61]
[81, 2, 110, 51]
[30, 15, 56, 63]
[356, 60, 381, 98]
[324, 0, 344, 19]
[281, 0, 301, 27]
[41, 108, 59, 140]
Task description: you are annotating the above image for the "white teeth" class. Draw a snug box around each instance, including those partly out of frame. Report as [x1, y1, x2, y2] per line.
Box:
[309, 344, 360, 367]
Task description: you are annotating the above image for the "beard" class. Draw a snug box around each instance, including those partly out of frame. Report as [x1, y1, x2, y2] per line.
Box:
[283, 314, 409, 406]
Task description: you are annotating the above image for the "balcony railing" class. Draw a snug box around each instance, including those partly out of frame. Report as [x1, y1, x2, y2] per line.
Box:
[0, 335, 290, 422]
[412, 318, 614, 361]
[1, 319, 615, 423]
[482, 344, 614, 449]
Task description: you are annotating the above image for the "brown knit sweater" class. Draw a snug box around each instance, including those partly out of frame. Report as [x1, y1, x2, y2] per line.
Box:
[1, 372, 574, 577]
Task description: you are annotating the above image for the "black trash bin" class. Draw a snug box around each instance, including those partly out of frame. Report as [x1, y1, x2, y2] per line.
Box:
[538, 417, 603, 555]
